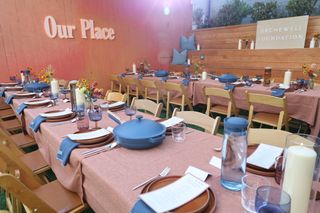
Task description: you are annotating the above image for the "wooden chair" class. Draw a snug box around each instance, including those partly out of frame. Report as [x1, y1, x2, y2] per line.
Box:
[248, 128, 292, 148]
[0, 138, 50, 185]
[131, 97, 163, 117]
[172, 108, 221, 135]
[139, 79, 161, 103]
[246, 91, 290, 130]
[0, 124, 36, 149]
[204, 87, 238, 118]
[122, 76, 140, 105]
[0, 99, 11, 110]
[0, 173, 86, 213]
[0, 108, 15, 120]
[0, 118, 22, 135]
[163, 82, 193, 118]
[104, 90, 127, 102]
[110, 74, 122, 93]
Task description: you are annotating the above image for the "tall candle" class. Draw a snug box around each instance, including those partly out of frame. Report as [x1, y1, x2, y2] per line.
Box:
[50, 79, 59, 96]
[238, 39, 242, 50]
[132, 63, 137, 74]
[201, 71, 207, 80]
[20, 71, 25, 83]
[310, 38, 315, 48]
[75, 88, 85, 106]
[197, 43, 200, 51]
[187, 59, 191, 65]
[283, 69, 292, 88]
[282, 145, 317, 213]
[250, 40, 255, 49]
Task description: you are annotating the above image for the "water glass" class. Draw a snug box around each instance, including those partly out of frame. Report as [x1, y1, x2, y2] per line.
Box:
[88, 105, 103, 129]
[241, 174, 270, 213]
[76, 110, 89, 132]
[124, 105, 137, 120]
[171, 123, 186, 142]
[60, 88, 70, 100]
[255, 186, 291, 213]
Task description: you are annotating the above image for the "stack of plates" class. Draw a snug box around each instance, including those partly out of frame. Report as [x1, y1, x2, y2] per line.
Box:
[40, 109, 76, 122]
[5, 86, 23, 91]
[24, 99, 51, 107]
[141, 176, 216, 213]
[100, 101, 125, 112]
[246, 144, 276, 177]
[14, 92, 35, 99]
[0, 82, 19, 87]
[68, 128, 114, 148]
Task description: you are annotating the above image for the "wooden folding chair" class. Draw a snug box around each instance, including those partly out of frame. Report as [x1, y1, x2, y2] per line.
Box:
[163, 82, 193, 118]
[139, 79, 161, 103]
[104, 90, 127, 102]
[0, 124, 36, 149]
[122, 77, 140, 105]
[204, 87, 238, 118]
[0, 98, 11, 110]
[110, 74, 122, 93]
[246, 91, 290, 130]
[172, 108, 220, 135]
[248, 128, 291, 148]
[0, 173, 86, 213]
[0, 108, 15, 120]
[131, 97, 163, 117]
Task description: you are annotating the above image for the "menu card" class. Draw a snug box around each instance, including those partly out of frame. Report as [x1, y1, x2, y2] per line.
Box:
[247, 144, 283, 169]
[67, 128, 111, 141]
[160, 117, 184, 128]
[140, 174, 209, 213]
[185, 166, 210, 181]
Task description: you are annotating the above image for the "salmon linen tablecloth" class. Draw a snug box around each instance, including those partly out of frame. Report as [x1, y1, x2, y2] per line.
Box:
[3, 91, 319, 212]
[192, 79, 320, 136]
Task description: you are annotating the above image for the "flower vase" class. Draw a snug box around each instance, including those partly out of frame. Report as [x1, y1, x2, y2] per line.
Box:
[309, 78, 315, 89]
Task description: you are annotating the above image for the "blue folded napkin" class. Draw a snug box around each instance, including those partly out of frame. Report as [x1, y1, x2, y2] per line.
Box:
[29, 115, 47, 132]
[137, 74, 143, 80]
[56, 138, 80, 166]
[16, 103, 28, 115]
[0, 89, 6, 97]
[108, 113, 122, 125]
[131, 199, 154, 213]
[182, 78, 190, 86]
[224, 84, 236, 91]
[119, 73, 126, 78]
[272, 89, 286, 97]
[5, 95, 15, 104]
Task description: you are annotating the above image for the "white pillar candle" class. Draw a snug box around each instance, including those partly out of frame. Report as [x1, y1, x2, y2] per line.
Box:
[75, 88, 85, 106]
[197, 43, 200, 51]
[310, 38, 315, 48]
[282, 145, 317, 213]
[238, 39, 242, 50]
[201, 71, 207, 80]
[250, 40, 255, 49]
[132, 63, 137, 74]
[20, 72, 25, 83]
[283, 69, 292, 88]
[50, 79, 59, 95]
[187, 59, 191, 65]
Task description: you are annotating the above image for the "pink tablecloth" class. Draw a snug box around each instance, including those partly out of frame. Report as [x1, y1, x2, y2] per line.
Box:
[4, 93, 257, 213]
[192, 79, 320, 136]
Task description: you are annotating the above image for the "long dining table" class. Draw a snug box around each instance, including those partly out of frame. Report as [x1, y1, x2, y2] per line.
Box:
[2, 90, 278, 213]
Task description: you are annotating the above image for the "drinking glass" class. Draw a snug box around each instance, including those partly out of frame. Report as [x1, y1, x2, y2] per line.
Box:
[88, 105, 103, 129]
[76, 110, 89, 132]
[60, 88, 70, 100]
[171, 122, 186, 142]
[125, 105, 137, 120]
[255, 186, 291, 213]
[241, 174, 270, 213]
[49, 93, 58, 106]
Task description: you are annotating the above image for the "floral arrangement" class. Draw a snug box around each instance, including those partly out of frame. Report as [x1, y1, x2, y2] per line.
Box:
[313, 32, 320, 39]
[77, 79, 104, 102]
[194, 60, 205, 75]
[38, 65, 54, 83]
[302, 63, 320, 79]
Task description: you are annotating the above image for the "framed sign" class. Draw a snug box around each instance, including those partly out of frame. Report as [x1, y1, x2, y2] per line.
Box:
[255, 16, 309, 49]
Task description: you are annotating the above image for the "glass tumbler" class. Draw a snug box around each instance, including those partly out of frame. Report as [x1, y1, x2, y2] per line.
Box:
[171, 123, 186, 142]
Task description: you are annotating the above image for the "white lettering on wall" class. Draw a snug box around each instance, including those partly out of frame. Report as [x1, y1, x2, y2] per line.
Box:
[44, 16, 115, 40]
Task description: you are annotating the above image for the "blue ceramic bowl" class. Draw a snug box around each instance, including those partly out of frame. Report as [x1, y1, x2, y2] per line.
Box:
[155, 70, 169, 77]
[218, 74, 239, 83]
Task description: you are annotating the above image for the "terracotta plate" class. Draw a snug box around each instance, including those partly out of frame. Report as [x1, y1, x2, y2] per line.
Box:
[142, 176, 216, 213]
[5, 86, 23, 91]
[78, 134, 115, 148]
[246, 144, 276, 177]
[44, 113, 77, 123]
[73, 128, 112, 145]
[0, 82, 18, 87]
[42, 109, 74, 119]
[24, 99, 51, 107]
[14, 92, 35, 98]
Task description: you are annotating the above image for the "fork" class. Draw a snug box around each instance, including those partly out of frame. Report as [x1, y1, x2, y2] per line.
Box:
[81, 141, 118, 157]
[132, 167, 170, 191]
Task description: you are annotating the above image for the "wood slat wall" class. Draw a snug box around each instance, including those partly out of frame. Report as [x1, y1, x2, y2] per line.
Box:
[170, 16, 320, 82]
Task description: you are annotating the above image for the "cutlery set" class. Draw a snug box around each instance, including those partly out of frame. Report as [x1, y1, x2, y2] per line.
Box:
[132, 166, 171, 190]
[81, 141, 119, 158]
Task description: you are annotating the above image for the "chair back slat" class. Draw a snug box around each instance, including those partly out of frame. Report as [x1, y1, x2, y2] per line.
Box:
[131, 98, 163, 117]
[204, 87, 231, 99]
[104, 90, 127, 102]
[248, 128, 291, 148]
[247, 92, 286, 108]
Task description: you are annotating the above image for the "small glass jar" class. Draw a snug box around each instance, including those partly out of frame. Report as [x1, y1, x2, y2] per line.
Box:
[221, 117, 248, 191]
[263, 67, 272, 86]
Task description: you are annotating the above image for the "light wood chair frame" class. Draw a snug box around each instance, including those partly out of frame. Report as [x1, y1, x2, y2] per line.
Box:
[122, 77, 140, 105]
[110, 74, 122, 93]
[104, 90, 127, 102]
[139, 79, 161, 103]
[131, 97, 163, 117]
[172, 108, 221, 135]
[246, 91, 289, 130]
[248, 128, 292, 148]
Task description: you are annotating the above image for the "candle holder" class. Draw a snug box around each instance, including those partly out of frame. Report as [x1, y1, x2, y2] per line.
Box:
[281, 134, 320, 213]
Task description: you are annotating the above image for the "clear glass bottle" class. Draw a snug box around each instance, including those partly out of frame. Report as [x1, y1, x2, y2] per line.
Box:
[220, 117, 248, 191]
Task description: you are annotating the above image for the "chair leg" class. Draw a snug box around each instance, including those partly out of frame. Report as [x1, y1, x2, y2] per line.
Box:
[166, 92, 170, 119]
